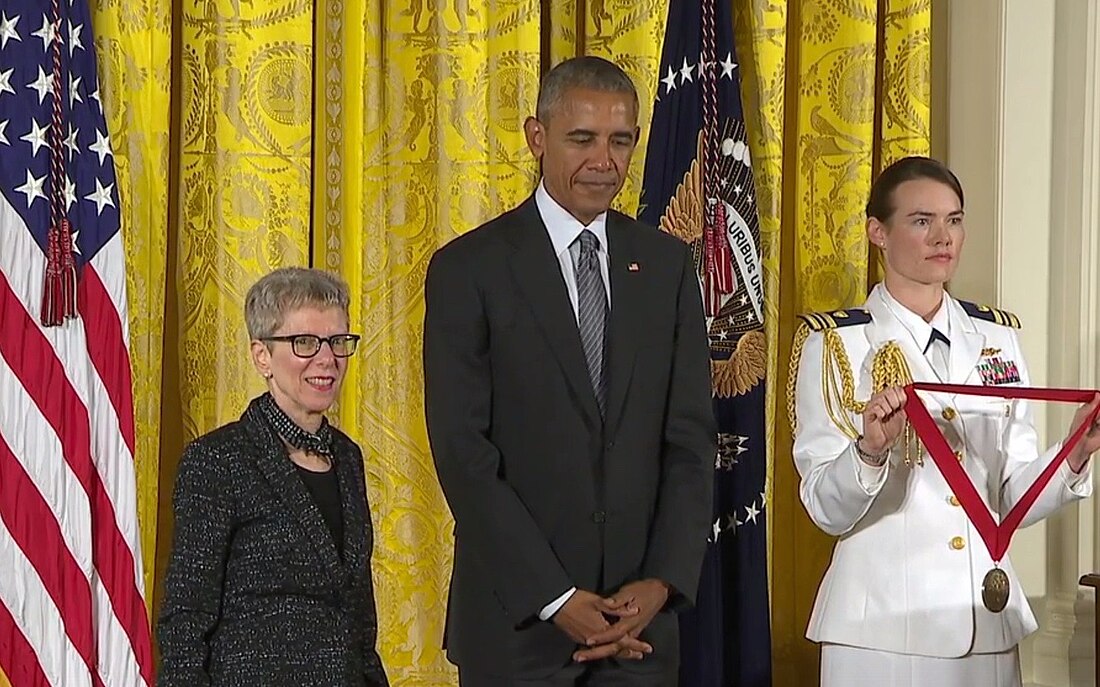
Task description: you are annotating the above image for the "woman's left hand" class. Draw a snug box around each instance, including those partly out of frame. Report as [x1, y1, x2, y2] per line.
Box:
[1066, 393, 1100, 473]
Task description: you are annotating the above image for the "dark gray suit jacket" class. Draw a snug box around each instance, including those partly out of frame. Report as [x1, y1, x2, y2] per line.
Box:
[156, 396, 388, 687]
[423, 198, 716, 679]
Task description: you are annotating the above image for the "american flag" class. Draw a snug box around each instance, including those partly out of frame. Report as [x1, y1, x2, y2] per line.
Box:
[640, 0, 772, 684]
[0, 0, 154, 685]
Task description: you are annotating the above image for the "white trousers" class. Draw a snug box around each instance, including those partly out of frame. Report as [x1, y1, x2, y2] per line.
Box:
[820, 644, 1021, 687]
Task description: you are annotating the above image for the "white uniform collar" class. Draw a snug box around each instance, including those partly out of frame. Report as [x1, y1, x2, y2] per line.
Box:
[876, 284, 951, 351]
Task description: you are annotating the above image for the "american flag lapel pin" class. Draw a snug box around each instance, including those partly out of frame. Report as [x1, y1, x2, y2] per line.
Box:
[627, 262, 640, 272]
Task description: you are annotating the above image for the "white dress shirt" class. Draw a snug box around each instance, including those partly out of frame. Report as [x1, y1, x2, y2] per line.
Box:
[532, 180, 611, 621]
[534, 180, 612, 319]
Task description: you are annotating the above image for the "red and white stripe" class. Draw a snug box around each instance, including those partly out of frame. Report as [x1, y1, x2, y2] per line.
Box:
[0, 189, 153, 685]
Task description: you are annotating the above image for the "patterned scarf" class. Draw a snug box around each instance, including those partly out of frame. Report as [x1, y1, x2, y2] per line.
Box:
[256, 392, 334, 457]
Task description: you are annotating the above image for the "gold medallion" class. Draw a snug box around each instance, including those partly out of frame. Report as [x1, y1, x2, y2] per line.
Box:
[981, 567, 1010, 613]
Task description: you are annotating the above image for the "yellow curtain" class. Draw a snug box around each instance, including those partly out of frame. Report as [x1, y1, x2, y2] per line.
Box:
[89, 0, 173, 612]
[172, 0, 314, 429]
[312, 1, 542, 683]
[92, 0, 316, 628]
[548, 0, 578, 68]
[44, 5, 928, 687]
[731, 0, 789, 606]
[149, 0, 317, 624]
[565, 0, 669, 214]
[734, 0, 931, 683]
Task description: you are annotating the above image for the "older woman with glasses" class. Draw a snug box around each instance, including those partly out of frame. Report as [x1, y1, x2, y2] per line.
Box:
[157, 267, 388, 687]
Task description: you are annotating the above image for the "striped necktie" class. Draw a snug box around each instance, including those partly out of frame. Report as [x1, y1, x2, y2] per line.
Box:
[570, 229, 608, 414]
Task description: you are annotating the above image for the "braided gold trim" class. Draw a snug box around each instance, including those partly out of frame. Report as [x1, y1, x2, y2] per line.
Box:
[821, 330, 863, 440]
[788, 330, 922, 464]
[786, 323, 812, 432]
[865, 341, 921, 465]
[869, 340, 914, 393]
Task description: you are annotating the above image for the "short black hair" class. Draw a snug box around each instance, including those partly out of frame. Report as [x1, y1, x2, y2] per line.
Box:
[536, 56, 639, 123]
[866, 156, 964, 222]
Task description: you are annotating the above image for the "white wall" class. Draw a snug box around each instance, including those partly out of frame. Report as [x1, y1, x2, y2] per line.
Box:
[936, 0, 1100, 684]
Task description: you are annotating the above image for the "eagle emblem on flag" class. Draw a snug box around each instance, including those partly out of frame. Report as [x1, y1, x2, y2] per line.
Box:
[658, 129, 766, 398]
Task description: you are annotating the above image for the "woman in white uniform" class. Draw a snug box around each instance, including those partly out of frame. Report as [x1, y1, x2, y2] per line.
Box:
[789, 156, 1100, 687]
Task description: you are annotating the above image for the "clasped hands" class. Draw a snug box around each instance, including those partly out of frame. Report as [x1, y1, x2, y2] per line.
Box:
[551, 579, 669, 663]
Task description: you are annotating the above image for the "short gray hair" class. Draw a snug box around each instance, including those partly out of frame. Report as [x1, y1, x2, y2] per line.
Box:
[244, 267, 350, 340]
[536, 56, 639, 124]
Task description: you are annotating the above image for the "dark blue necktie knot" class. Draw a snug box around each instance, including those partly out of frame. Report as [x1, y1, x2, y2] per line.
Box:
[924, 328, 950, 354]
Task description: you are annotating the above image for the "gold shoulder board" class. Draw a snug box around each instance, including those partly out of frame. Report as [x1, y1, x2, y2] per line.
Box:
[796, 308, 872, 332]
[959, 301, 1022, 329]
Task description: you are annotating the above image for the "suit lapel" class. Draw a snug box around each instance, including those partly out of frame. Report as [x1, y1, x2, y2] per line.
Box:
[507, 199, 602, 426]
[243, 403, 343, 586]
[604, 215, 644, 437]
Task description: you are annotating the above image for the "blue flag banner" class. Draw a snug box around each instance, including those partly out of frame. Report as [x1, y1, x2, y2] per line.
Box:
[639, 1, 772, 685]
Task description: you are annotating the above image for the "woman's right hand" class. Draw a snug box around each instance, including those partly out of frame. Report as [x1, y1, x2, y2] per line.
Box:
[859, 386, 908, 457]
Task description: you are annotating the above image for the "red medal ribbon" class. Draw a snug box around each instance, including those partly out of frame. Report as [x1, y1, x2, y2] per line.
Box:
[904, 383, 1100, 562]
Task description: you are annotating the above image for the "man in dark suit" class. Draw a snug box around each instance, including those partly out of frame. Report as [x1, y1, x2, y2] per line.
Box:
[423, 56, 716, 686]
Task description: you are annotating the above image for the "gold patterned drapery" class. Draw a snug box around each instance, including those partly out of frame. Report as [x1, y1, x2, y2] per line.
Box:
[148, 8, 318, 637]
[89, 0, 318, 654]
[312, 1, 544, 682]
[89, 0, 173, 613]
[734, 0, 931, 683]
[33, 3, 928, 687]
[549, 0, 668, 216]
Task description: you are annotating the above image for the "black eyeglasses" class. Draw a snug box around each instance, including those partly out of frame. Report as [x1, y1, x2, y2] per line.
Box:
[261, 334, 361, 358]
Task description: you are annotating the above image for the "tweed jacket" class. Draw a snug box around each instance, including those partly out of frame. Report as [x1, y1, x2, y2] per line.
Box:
[156, 396, 388, 687]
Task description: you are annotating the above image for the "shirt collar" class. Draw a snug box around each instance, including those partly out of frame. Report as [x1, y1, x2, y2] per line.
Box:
[534, 180, 609, 257]
[879, 284, 951, 349]
[929, 296, 951, 337]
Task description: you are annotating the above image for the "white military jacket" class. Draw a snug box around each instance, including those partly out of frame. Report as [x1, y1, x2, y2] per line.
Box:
[791, 283, 1092, 657]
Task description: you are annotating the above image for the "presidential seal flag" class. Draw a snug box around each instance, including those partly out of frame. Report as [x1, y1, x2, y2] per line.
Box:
[0, 0, 154, 685]
[639, 0, 771, 684]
